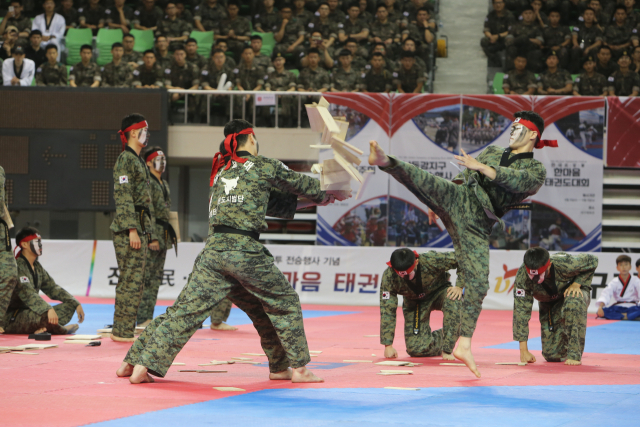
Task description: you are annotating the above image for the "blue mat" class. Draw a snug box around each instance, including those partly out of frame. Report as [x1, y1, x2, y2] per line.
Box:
[89, 384, 640, 427]
[70, 305, 357, 335]
[485, 321, 640, 355]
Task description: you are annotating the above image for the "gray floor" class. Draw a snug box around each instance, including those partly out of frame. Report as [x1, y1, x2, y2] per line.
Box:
[433, 0, 489, 94]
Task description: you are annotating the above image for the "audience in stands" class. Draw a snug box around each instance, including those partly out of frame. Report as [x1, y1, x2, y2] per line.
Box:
[394, 50, 424, 93]
[122, 33, 143, 68]
[32, 0, 65, 59]
[2, 45, 35, 86]
[570, 7, 603, 74]
[608, 50, 640, 95]
[132, 49, 166, 88]
[35, 43, 67, 86]
[573, 54, 608, 95]
[502, 55, 537, 94]
[78, 0, 106, 35]
[133, 0, 163, 32]
[69, 44, 101, 87]
[101, 42, 133, 87]
[331, 48, 360, 92]
[25, 29, 46, 67]
[58, 0, 78, 33]
[360, 51, 393, 92]
[1, 0, 31, 43]
[537, 50, 573, 94]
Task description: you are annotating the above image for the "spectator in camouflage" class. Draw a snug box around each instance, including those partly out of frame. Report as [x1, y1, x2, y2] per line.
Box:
[0, 166, 17, 333]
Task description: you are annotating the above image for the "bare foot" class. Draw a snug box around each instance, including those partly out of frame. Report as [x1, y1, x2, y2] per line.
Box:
[453, 338, 481, 378]
[34, 327, 46, 334]
[269, 368, 293, 380]
[137, 319, 152, 328]
[116, 362, 134, 377]
[64, 324, 79, 334]
[111, 334, 136, 343]
[0, 327, 4, 334]
[129, 365, 155, 384]
[291, 367, 324, 383]
[565, 359, 581, 366]
[442, 352, 455, 361]
[210, 322, 238, 331]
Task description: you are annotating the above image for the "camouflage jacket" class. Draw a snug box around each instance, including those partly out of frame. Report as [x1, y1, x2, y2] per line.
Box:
[573, 71, 608, 95]
[329, 8, 347, 23]
[596, 60, 618, 78]
[155, 17, 192, 42]
[149, 174, 172, 250]
[208, 152, 325, 252]
[187, 53, 208, 72]
[3, 15, 31, 35]
[253, 9, 279, 32]
[338, 18, 369, 40]
[201, 61, 235, 88]
[110, 145, 156, 238]
[253, 53, 271, 72]
[78, 5, 105, 26]
[35, 61, 67, 86]
[69, 61, 102, 86]
[393, 63, 425, 93]
[542, 25, 571, 47]
[132, 5, 164, 28]
[351, 55, 368, 73]
[331, 66, 359, 91]
[234, 61, 265, 89]
[264, 69, 297, 90]
[307, 18, 339, 41]
[275, 17, 305, 45]
[506, 22, 544, 45]
[369, 20, 400, 41]
[359, 67, 393, 92]
[132, 63, 166, 87]
[122, 50, 143, 67]
[571, 23, 603, 48]
[380, 251, 460, 346]
[101, 61, 133, 87]
[538, 68, 572, 91]
[297, 66, 331, 90]
[105, 6, 134, 26]
[483, 10, 516, 35]
[604, 23, 632, 45]
[9, 255, 79, 316]
[294, 9, 314, 28]
[608, 70, 640, 95]
[155, 52, 173, 70]
[0, 166, 9, 252]
[193, 1, 227, 31]
[451, 145, 546, 223]
[219, 16, 251, 38]
[167, 61, 200, 88]
[502, 70, 538, 94]
[513, 252, 598, 342]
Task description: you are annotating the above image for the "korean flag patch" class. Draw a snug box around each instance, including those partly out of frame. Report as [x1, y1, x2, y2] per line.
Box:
[382, 291, 390, 300]
[515, 288, 526, 298]
[119, 175, 129, 184]
[20, 276, 30, 283]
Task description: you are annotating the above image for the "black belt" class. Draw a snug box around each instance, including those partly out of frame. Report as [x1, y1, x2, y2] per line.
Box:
[413, 302, 421, 335]
[156, 218, 178, 255]
[494, 203, 532, 219]
[0, 218, 10, 251]
[213, 225, 260, 241]
[135, 205, 151, 234]
[614, 301, 638, 305]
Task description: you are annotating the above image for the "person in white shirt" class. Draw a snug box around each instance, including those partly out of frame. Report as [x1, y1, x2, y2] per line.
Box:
[31, 0, 66, 61]
[2, 45, 35, 86]
[596, 255, 640, 320]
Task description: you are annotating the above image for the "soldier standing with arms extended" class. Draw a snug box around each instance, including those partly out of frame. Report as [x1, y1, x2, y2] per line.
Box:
[368, 111, 551, 377]
[136, 147, 175, 328]
[0, 166, 17, 334]
[111, 114, 158, 342]
[117, 119, 349, 384]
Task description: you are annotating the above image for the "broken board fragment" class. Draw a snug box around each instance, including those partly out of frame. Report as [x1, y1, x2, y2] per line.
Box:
[213, 387, 245, 392]
[12, 344, 58, 350]
[65, 335, 102, 340]
[172, 363, 186, 366]
[231, 357, 253, 360]
[309, 351, 322, 354]
[179, 370, 199, 372]
[384, 387, 419, 391]
[495, 362, 527, 366]
[380, 370, 413, 374]
[355, 171, 373, 200]
[11, 352, 39, 355]
[65, 340, 101, 345]
[197, 370, 227, 373]
[343, 360, 373, 363]
[96, 328, 112, 333]
[241, 353, 266, 356]
[363, 334, 379, 337]
[440, 363, 467, 366]
[232, 361, 261, 364]
[378, 372, 412, 376]
[375, 361, 411, 366]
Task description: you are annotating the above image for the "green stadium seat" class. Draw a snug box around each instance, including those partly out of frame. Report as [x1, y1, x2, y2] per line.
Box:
[96, 29, 123, 65]
[493, 72, 505, 94]
[290, 68, 299, 78]
[66, 65, 72, 86]
[252, 31, 275, 57]
[129, 29, 155, 52]
[190, 31, 214, 58]
[571, 74, 578, 81]
[65, 28, 93, 65]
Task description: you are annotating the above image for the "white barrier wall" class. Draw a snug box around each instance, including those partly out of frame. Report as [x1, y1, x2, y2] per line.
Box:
[36, 240, 632, 313]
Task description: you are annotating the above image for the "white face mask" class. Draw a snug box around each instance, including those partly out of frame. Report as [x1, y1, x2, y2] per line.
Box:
[527, 270, 546, 284]
[30, 238, 43, 257]
[509, 124, 526, 147]
[138, 128, 149, 146]
[153, 155, 166, 173]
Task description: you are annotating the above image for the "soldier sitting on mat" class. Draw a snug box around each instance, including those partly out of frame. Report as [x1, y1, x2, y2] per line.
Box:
[596, 255, 640, 320]
[514, 247, 598, 366]
[3, 227, 84, 335]
[381, 249, 463, 361]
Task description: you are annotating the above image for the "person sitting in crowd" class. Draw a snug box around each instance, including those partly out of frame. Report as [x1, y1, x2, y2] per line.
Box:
[404, 7, 435, 49]
[35, 43, 66, 86]
[25, 29, 46, 68]
[200, 48, 234, 124]
[166, 45, 200, 116]
[122, 33, 143, 69]
[482, 0, 516, 68]
[57, 0, 78, 33]
[101, 42, 133, 88]
[596, 255, 640, 320]
[176, 1, 194, 27]
[401, 37, 428, 74]
[154, 35, 173, 70]
[105, 0, 133, 35]
[156, 2, 191, 52]
[2, 227, 84, 335]
[542, 9, 572, 71]
[213, 39, 237, 68]
[344, 38, 368, 72]
[2, 44, 34, 86]
[272, 4, 306, 65]
[193, 0, 226, 33]
[573, 55, 608, 96]
[369, 3, 401, 50]
[1, 0, 32, 44]
[596, 45, 618, 77]
[607, 50, 640, 96]
[233, 44, 265, 120]
[502, 55, 538, 94]
[32, 0, 65, 61]
[132, 49, 166, 88]
[133, 0, 162, 31]
[328, 0, 347, 22]
[530, 0, 549, 28]
[301, 30, 335, 70]
[358, 0, 375, 25]
[253, 0, 278, 33]
[382, 0, 403, 26]
[0, 26, 19, 62]
[78, 0, 105, 35]
[292, 0, 314, 28]
[249, 34, 272, 72]
[264, 51, 298, 127]
[217, 0, 251, 61]
[331, 48, 360, 92]
[359, 51, 393, 93]
[604, 6, 632, 60]
[570, 7, 603, 74]
[505, 5, 544, 72]
[185, 37, 207, 71]
[370, 42, 397, 73]
[308, 2, 338, 49]
[338, 2, 370, 55]
[69, 44, 101, 87]
[537, 50, 573, 95]
[394, 50, 425, 93]
[298, 47, 330, 92]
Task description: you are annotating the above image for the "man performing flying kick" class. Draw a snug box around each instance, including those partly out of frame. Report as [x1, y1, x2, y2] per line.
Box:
[118, 119, 349, 384]
[369, 111, 553, 377]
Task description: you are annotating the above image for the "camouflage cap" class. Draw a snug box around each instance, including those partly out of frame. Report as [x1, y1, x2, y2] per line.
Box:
[271, 51, 285, 61]
[582, 55, 595, 65]
[546, 50, 558, 59]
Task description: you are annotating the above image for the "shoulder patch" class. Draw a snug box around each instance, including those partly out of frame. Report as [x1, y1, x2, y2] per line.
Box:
[608, 76, 614, 82]
[515, 288, 526, 298]
[165, 68, 171, 74]
[382, 291, 390, 300]
[119, 175, 129, 184]
[202, 69, 209, 75]
[20, 276, 30, 283]
[133, 69, 139, 76]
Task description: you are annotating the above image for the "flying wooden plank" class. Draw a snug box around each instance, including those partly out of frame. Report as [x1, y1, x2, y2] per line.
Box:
[334, 119, 349, 140]
[97, 328, 112, 333]
[309, 145, 332, 149]
[332, 144, 362, 167]
[197, 370, 227, 373]
[64, 340, 100, 344]
[439, 363, 467, 366]
[363, 335, 379, 337]
[232, 361, 262, 364]
[324, 182, 351, 191]
[318, 97, 330, 108]
[14, 344, 58, 350]
[304, 104, 324, 132]
[334, 151, 364, 181]
[231, 357, 253, 360]
[318, 107, 340, 134]
[323, 170, 351, 185]
[309, 351, 322, 354]
[355, 171, 373, 200]
[331, 135, 364, 155]
[172, 363, 186, 366]
[11, 352, 39, 355]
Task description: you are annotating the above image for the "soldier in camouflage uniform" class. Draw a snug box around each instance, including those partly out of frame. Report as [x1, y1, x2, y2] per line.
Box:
[369, 5, 401, 46]
[154, 36, 173, 70]
[214, 39, 238, 68]
[1, 1, 31, 42]
[3, 227, 83, 335]
[218, 1, 251, 61]
[35, 44, 67, 86]
[401, 38, 428, 74]
[133, 50, 167, 87]
[570, 8, 603, 74]
[337, 3, 370, 56]
[394, 50, 425, 93]
[331, 49, 360, 91]
[608, 50, 640, 95]
[573, 55, 608, 95]
[359, 52, 393, 92]
[307, 3, 339, 47]
[272, 5, 306, 64]
[69, 44, 102, 87]
[137, 148, 175, 327]
[167, 46, 201, 119]
[503, 55, 538, 94]
[111, 114, 158, 341]
[122, 34, 143, 69]
[78, 0, 105, 35]
[292, 0, 314, 28]
[193, 0, 227, 32]
[265, 52, 297, 126]
[105, 0, 134, 34]
[380, 249, 462, 360]
[505, 6, 544, 72]
[250, 35, 272, 72]
[542, 10, 572, 71]
[101, 43, 134, 87]
[537, 51, 573, 95]
[328, 0, 346, 22]
[298, 47, 331, 92]
[156, 3, 192, 52]
[481, 0, 516, 67]
[233, 45, 266, 120]
[344, 38, 368, 72]
[0, 166, 17, 334]
[132, 0, 164, 31]
[200, 49, 235, 123]
[209, 298, 236, 330]
[253, 0, 279, 33]
[185, 37, 208, 72]
[118, 119, 346, 384]
[370, 110, 549, 377]
[514, 248, 598, 366]
[605, 7, 633, 61]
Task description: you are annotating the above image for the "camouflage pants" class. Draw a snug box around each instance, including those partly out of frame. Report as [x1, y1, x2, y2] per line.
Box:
[137, 248, 167, 324]
[402, 286, 461, 356]
[3, 301, 77, 334]
[0, 251, 18, 329]
[210, 297, 232, 323]
[539, 289, 589, 362]
[112, 231, 148, 338]
[124, 246, 310, 377]
[383, 161, 495, 338]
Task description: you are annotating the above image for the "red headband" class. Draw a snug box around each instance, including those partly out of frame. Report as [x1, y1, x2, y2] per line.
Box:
[118, 120, 149, 151]
[525, 258, 551, 276]
[14, 233, 41, 259]
[513, 118, 558, 149]
[146, 150, 164, 162]
[386, 250, 419, 277]
[210, 128, 255, 186]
